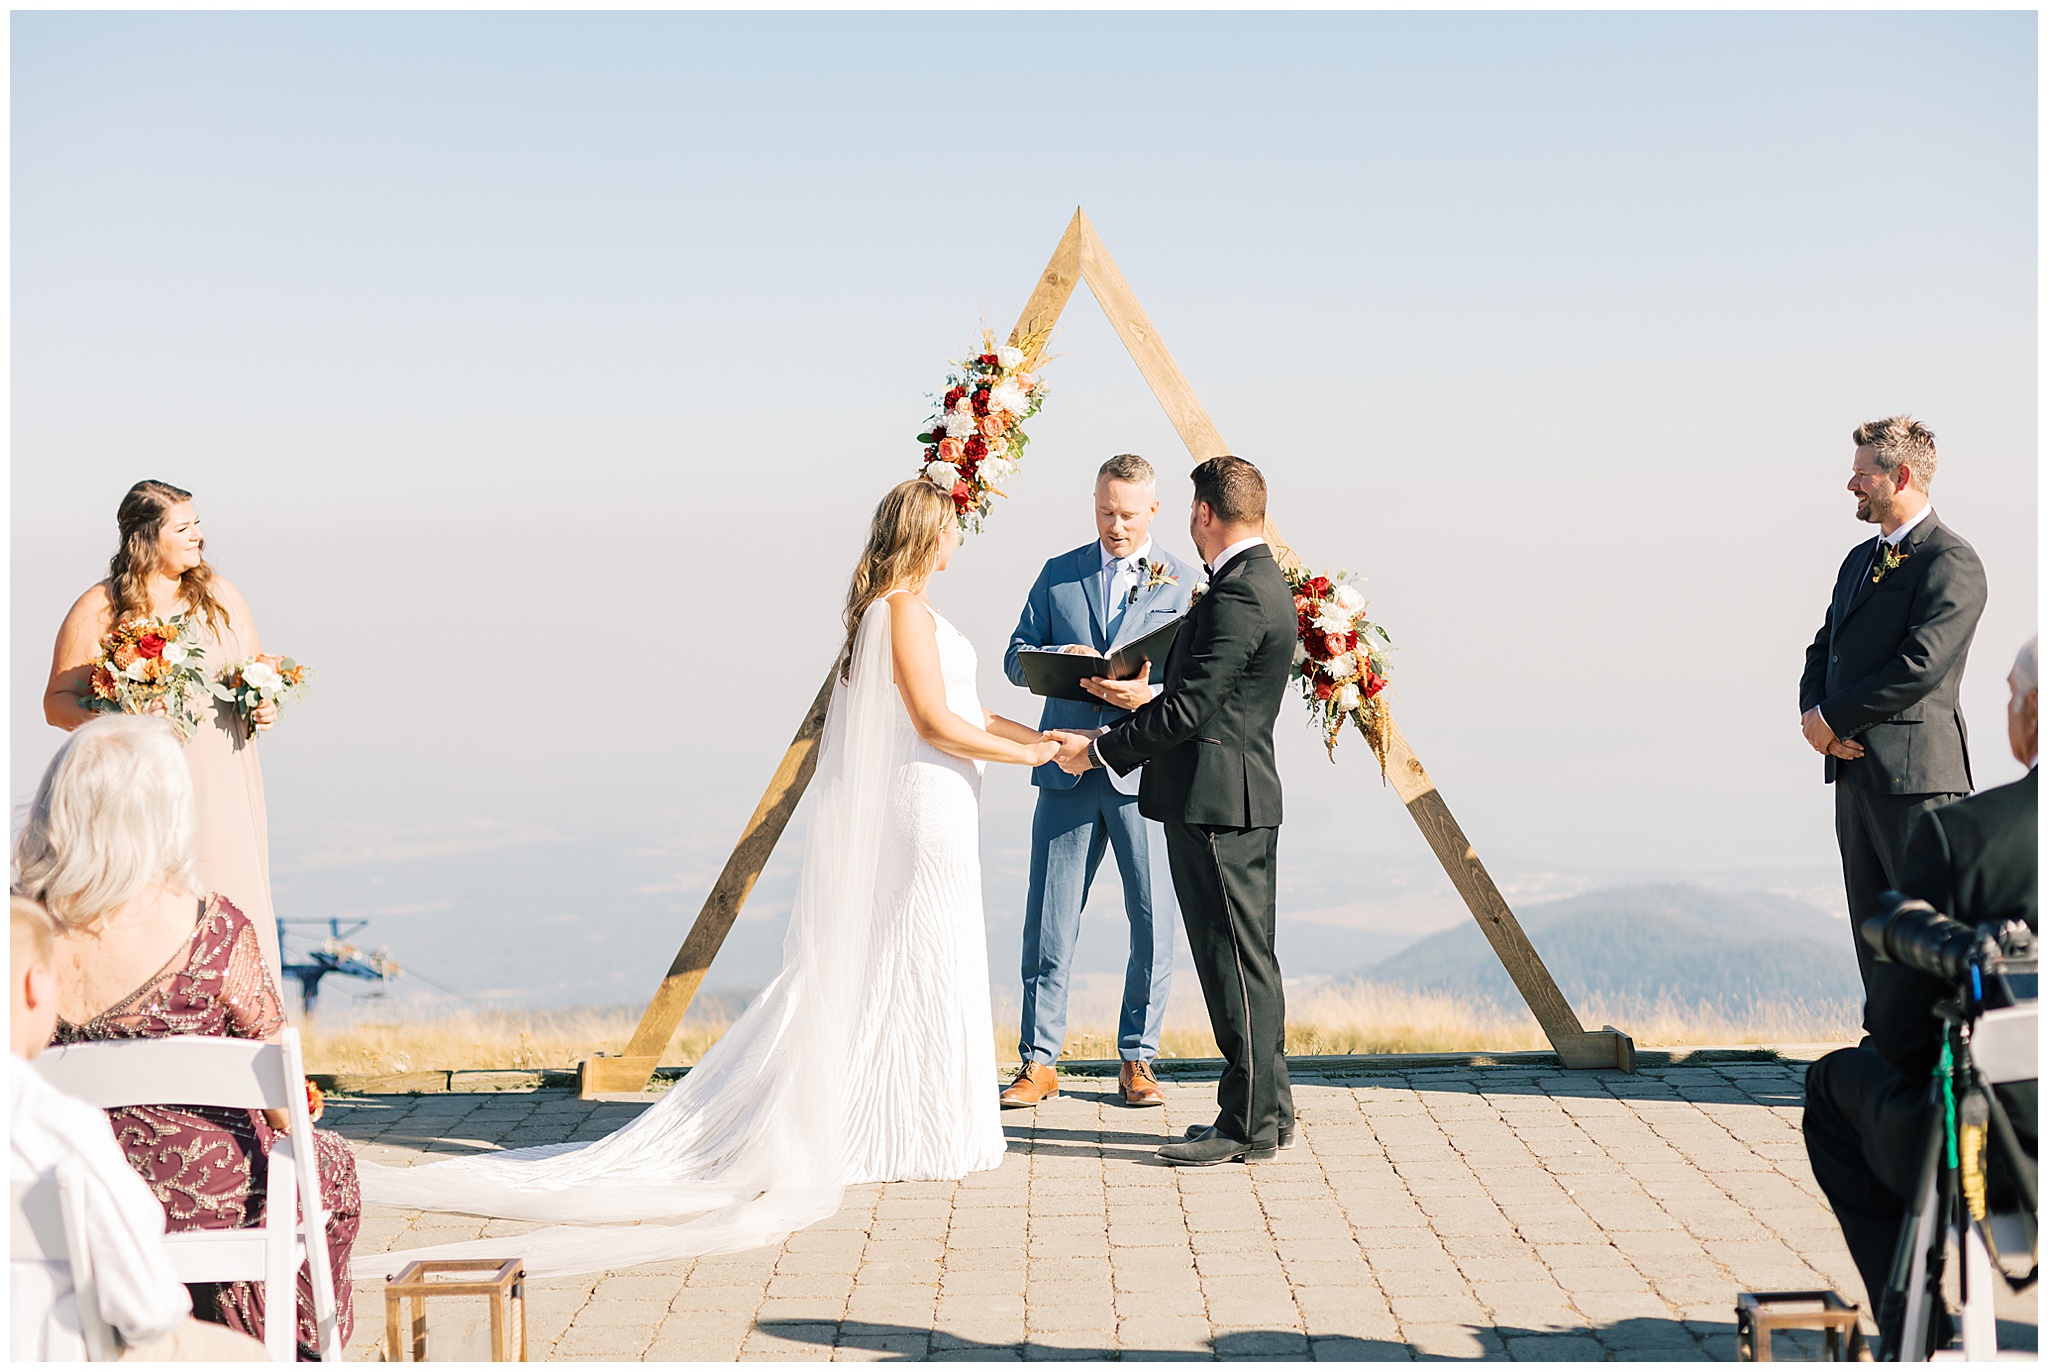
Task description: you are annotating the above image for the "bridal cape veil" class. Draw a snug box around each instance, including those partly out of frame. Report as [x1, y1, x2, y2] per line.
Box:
[353, 601, 929, 1278]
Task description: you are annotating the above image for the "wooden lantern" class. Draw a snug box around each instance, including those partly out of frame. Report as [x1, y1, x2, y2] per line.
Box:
[383, 1259, 526, 1362]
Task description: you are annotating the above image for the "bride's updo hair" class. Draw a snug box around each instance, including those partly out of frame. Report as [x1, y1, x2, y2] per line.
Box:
[107, 479, 230, 634]
[838, 478, 955, 683]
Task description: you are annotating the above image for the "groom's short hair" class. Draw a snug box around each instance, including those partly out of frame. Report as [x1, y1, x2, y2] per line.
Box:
[1191, 456, 1266, 526]
[1098, 453, 1154, 488]
[1852, 415, 1939, 492]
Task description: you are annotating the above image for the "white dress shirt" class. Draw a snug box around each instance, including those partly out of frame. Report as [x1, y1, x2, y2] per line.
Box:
[1207, 535, 1267, 576]
[10, 1054, 190, 1361]
[1101, 538, 1155, 628]
[1881, 502, 1932, 548]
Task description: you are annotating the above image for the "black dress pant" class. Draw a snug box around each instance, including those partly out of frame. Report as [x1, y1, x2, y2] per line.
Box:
[1803, 1045, 1936, 1306]
[1835, 783, 1964, 994]
[1164, 821, 1293, 1148]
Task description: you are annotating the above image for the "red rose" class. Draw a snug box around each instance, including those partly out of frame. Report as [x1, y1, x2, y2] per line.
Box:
[964, 435, 988, 460]
[979, 353, 999, 366]
[951, 481, 973, 511]
[1307, 576, 1331, 596]
[1345, 629, 1360, 651]
[1313, 678, 1335, 701]
[971, 388, 991, 417]
[137, 633, 166, 659]
[1363, 671, 1388, 700]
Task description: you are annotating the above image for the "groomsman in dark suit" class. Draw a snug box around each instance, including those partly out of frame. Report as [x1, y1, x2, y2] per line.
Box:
[1051, 456, 1299, 1165]
[1799, 415, 1987, 992]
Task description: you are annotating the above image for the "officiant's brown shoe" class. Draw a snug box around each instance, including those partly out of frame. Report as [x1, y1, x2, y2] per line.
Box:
[1119, 1060, 1166, 1107]
[1000, 1062, 1058, 1108]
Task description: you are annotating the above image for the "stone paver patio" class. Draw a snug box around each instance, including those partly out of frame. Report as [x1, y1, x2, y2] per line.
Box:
[330, 1053, 2036, 1361]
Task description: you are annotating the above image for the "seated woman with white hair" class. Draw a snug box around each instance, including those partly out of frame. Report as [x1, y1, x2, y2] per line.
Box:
[11, 716, 358, 1359]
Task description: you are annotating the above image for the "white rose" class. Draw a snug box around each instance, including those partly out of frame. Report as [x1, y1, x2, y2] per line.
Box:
[923, 460, 961, 490]
[1333, 583, 1366, 614]
[242, 660, 282, 692]
[161, 641, 190, 666]
[123, 660, 151, 682]
[1323, 652, 1358, 681]
[1292, 643, 1309, 666]
[1313, 605, 1353, 635]
[981, 456, 1017, 484]
[944, 411, 978, 440]
[989, 381, 1028, 415]
[997, 345, 1025, 370]
[1334, 682, 1362, 713]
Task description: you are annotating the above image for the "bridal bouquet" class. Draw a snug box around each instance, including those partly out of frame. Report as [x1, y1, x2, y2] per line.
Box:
[1287, 568, 1394, 770]
[915, 326, 1048, 533]
[86, 616, 213, 740]
[212, 653, 312, 731]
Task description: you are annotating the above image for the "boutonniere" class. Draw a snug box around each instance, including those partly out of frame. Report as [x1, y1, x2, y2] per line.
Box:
[1872, 542, 1910, 585]
[1127, 558, 1180, 604]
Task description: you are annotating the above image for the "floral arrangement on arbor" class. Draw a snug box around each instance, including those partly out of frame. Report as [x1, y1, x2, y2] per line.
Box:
[915, 328, 1048, 532]
[212, 653, 313, 732]
[86, 615, 212, 740]
[1286, 567, 1394, 771]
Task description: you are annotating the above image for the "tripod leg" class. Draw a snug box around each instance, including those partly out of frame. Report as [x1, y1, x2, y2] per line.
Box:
[1960, 1221, 1998, 1358]
[1893, 1124, 1946, 1361]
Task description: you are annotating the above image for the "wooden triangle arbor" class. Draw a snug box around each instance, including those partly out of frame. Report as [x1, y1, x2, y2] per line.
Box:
[580, 209, 1634, 1096]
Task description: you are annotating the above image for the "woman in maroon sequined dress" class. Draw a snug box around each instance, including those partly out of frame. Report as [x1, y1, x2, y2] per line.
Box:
[17, 716, 358, 1360]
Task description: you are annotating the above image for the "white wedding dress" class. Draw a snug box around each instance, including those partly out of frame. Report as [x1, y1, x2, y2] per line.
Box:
[352, 593, 1008, 1277]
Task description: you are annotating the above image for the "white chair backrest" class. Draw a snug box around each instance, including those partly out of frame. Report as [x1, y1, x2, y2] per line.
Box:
[1973, 1003, 2037, 1085]
[33, 1034, 294, 1111]
[12, 1164, 120, 1362]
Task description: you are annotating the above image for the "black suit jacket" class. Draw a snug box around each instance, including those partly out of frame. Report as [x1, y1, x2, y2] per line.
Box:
[1799, 511, 1986, 793]
[1096, 544, 1296, 828]
[1866, 767, 2038, 1079]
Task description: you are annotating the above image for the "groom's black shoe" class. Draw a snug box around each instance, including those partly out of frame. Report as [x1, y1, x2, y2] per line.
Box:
[1184, 1122, 1294, 1149]
[1157, 1128, 1276, 1166]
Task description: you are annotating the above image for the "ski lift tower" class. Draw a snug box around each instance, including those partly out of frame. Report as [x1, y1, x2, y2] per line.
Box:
[277, 918, 402, 1012]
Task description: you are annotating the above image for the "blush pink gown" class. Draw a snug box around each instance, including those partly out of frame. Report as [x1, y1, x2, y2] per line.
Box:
[183, 611, 283, 992]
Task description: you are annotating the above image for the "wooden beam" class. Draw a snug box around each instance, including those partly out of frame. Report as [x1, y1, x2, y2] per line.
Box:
[1076, 212, 1230, 466]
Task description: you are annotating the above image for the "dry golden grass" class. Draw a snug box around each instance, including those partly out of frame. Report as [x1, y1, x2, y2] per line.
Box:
[303, 981, 1857, 1076]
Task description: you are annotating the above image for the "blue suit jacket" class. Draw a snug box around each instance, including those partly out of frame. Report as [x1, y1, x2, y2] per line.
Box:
[1005, 541, 1198, 792]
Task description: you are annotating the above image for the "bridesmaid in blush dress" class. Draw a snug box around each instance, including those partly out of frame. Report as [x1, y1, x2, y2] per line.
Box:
[43, 480, 286, 992]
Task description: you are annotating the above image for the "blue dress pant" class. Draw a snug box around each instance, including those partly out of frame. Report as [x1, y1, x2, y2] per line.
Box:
[1019, 769, 1176, 1064]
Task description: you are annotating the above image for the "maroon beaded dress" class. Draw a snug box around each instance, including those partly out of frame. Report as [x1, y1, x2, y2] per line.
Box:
[51, 896, 359, 1359]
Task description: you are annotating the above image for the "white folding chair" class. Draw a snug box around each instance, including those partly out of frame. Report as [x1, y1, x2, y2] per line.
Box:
[13, 1160, 121, 1361]
[33, 1027, 343, 1362]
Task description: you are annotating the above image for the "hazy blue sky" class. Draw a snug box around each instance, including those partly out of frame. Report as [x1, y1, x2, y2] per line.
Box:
[11, 12, 2036, 1013]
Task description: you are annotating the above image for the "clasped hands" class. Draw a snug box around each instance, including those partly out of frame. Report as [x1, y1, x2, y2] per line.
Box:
[1800, 707, 1864, 760]
[1039, 728, 1105, 776]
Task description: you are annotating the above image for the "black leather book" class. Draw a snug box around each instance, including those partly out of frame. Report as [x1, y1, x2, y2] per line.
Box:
[1017, 615, 1183, 702]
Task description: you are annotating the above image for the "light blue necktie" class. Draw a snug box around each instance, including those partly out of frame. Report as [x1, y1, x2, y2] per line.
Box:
[1105, 557, 1134, 644]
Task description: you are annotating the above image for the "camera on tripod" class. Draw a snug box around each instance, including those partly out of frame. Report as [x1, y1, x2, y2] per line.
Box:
[1859, 894, 2037, 1361]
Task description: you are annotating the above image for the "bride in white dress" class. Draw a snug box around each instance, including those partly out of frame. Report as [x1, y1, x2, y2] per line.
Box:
[354, 478, 1060, 1278]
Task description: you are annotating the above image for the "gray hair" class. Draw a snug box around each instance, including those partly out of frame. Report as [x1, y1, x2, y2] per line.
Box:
[1852, 415, 1939, 492]
[1097, 453, 1155, 489]
[2014, 637, 2038, 699]
[12, 716, 198, 932]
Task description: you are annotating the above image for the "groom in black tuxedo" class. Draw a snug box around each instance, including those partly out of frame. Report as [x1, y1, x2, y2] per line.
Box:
[1051, 456, 1299, 1165]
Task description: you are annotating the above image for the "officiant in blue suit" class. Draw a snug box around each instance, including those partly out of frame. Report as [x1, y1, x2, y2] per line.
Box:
[1001, 454, 1197, 1110]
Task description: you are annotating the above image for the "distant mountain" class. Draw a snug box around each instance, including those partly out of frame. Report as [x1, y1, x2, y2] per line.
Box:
[1361, 883, 1859, 1014]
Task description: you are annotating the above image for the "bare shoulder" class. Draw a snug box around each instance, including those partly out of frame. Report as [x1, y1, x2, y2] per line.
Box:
[61, 581, 114, 631]
[885, 589, 937, 629]
[209, 573, 253, 616]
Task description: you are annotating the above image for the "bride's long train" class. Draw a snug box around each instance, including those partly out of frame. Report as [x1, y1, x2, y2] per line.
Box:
[351, 599, 1006, 1278]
